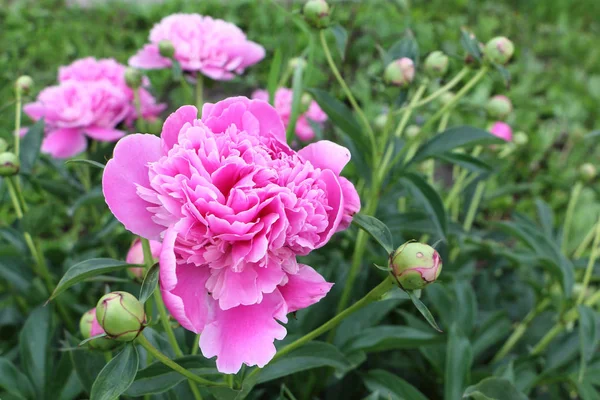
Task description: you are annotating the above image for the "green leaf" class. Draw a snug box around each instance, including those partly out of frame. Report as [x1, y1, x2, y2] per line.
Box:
[410, 126, 501, 165]
[0, 227, 27, 252]
[331, 24, 348, 60]
[400, 172, 447, 239]
[437, 152, 493, 174]
[67, 187, 104, 217]
[584, 130, 600, 141]
[78, 333, 109, 347]
[50, 258, 137, 300]
[267, 48, 282, 106]
[407, 290, 443, 332]
[66, 333, 106, 394]
[578, 305, 599, 381]
[535, 199, 554, 238]
[463, 377, 527, 400]
[126, 355, 218, 396]
[460, 29, 483, 62]
[64, 159, 105, 170]
[257, 341, 350, 383]
[45, 351, 80, 400]
[385, 31, 419, 65]
[453, 281, 477, 335]
[472, 312, 512, 358]
[0, 255, 32, 292]
[171, 60, 182, 80]
[90, 344, 139, 400]
[19, 119, 45, 174]
[347, 325, 442, 353]
[363, 369, 428, 400]
[445, 324, 473, 400]
[19, 306, 52, 399]
[139, 263, 159, 304]
[0, 357, 35, 400]
[352, 214, 394, 254]
[286, 62, 305, 143]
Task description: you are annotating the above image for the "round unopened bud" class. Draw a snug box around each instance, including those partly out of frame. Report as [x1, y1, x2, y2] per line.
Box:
[303, 0, 330, 29]
[384, 58, 415, 87]
[96, 291, 145, 342]
[424, 51, 449, 78]
[288, 57, 307, 71]
[390, 242, 442, 290]
[0, 138, 8, 153]
[158, 40, 175, 58]
[80, 308, 117, 350]
[486, 95, 512, 119]
[439, 92, 455, 106]
[124, 68, 143, 89]
[405, 125, 421, 139]
[374, 113, 388, 130]
[15, 76, 34, 95]
[0, 152, 20, 177]
[579, 163, 597, 183]
[485, 37, 514, 65]
[300, 93, 313, 114]
[513, 131, 528, 146]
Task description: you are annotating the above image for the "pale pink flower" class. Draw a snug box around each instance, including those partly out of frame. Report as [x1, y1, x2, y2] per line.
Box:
[24, 81, 130, 158]
[126, 238, 162, 279]
[252, 89, 327, 141]
[59, 57, 166, 122]
[82, 308, 106, 337]
[489, 121, 513, 142]
[129, 14, 265, 80]
[102, 97, 360, 373]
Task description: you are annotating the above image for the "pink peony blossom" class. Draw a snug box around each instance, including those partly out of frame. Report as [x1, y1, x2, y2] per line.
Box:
[59, 57, 166, 123]
[252, 89, 327, 141]
[102, 97, 360, 373]
[24, 81, 130, 158]
[129, 14, 265, 81]
[489, 121, 513, 142]
[126, 238, 162, 279]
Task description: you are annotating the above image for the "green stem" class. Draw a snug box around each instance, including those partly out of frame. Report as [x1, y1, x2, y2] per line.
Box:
[394, 84, 427, 138]
[137, 334, 224, 389]
[103, 351, 112, 363]
[319, 30, 377, 159]
[191, 333, 201, 355]
[444, 146, 482, 210]
[5, 177, 24, 218]
[562, 181, 583, 254]
[134, 88, 146, 133]
[577, 215, 600, 305]
[463, 181, 486, 232]
[14, 89, 22, 157]
[573, 222, 598, 259]
[249, 276, 395, 382]
[195, 75, 204, 112]
[226, 374, 234, 388]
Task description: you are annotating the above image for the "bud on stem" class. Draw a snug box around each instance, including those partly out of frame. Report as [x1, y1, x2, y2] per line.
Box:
[390, 242, 442, 290]
[96, 291, 146, 342]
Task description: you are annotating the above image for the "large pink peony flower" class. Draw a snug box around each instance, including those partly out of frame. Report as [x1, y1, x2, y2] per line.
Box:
[24, 81, 130, 158]
[489, 121, 513, 142]
[126, 238, 162, 279]
[102, 97, 360, 373]
[129, 14, 265, 81]
[59, 57, 166, 123]
[252, 89, 327, 141]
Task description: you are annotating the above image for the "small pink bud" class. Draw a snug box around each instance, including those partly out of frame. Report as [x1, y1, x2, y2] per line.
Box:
[424, 51, 449, 78]
[489, 121, 513, 142]
[485, 36, 514, 65]
[126, 239, 161, 280]
[390, 242, 443, 290]
[79, 308, 117, 350]
[384, 58, 415, 87]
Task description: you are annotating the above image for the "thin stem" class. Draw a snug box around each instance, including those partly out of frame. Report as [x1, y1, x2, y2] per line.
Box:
[444, 146, 482, 210]
[577, 215, 600, 304]
[226, 374, 234, 388]
[195, 75, 204, 112]
[394, 84, 427, 138]
[5, 177, 24, 218]
[319, 30, 377, 159]
[562, 182, 583, 254]
[463, 181, 486, 232]
[14, 89, 22, 157]
[573, 222, 598, 259]
[137, 334, 225, 389]
[191, 333, 201, 355]
[134, 88, 146, 133]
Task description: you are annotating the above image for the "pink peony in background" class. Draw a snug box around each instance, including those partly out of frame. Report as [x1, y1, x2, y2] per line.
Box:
[129, 13, 265, 80]
[252, 88, 327, 141]
[126, 238, 162, 279]
[489, 121, 513, 142]
[102, 97, 360, 373]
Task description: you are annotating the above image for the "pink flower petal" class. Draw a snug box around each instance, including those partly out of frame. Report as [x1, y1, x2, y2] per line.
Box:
[200, 291, 287, 373]
[161, 106, 198, 152]
[129, 44, 172, 70]
[337, 177, 361, 231]
[84, 127, 126, 142]
[102, 134, 164, 240]
[315, 169, 344, 247]
[279, 264, 333, 313]
[298, 140, 351, 175]
[41, 128, 87, 159]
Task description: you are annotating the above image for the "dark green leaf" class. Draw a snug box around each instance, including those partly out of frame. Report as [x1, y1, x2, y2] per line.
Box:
[535, 199, 554, 239]
[577, 380, 600, 400]
[384, 31, 419, 65]
[79, 333, 109, 347]
[257, 341, 350, 384]
[400, 172, 447, 239]
[286, 62, 305, 143]
[453, 281, 477, 335]
[579, 305, 599, 381]
[437, 152, 493, 174]
[363, 369, 428, 400]
[410, 126, 501, 165]
[584, 130, 600, 141]
[66, 333, 106, 394]
[267, 48, 282, 105]
[50, 258, 137, 300]
[407, 290, 443, 332]
[0, 255, 32, 292]
[347, 325, 442, 353]
[463, 377, 527, 400]
[19, 119, 45, 174]
[352, 214, 394, 254]
[460, 29, 483, 62]
[331, 24, 348, 60]
[0, 357, 35, 400]
[0, 227, 27, 252]
[90, 344, 139, 400]
[171, 60, 182, 80]
[64, 159, 105, 170]
[19, 306, 52, 399]
[472, 312, 512, 358]
[445, 324, 473, 400]
[67, 187, 104, 217]
[139, 263, 159, 304]
[45, 351, 80, 400]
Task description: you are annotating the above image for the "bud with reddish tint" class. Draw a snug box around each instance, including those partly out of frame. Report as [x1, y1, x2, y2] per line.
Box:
[303, 0, 330, 29]
[0, 152, 20, 177]
[158, 40, 175, 58]
[126, 239, 161, 280]
[485, 36, 514, 65]
[486, 95, 512, 119]
[15, 75, 33, 95]
[390, 242, 442, 290]
[79, 308, 117, 350]
[424, 51, 449, 78]
[384, 57, 415, 87]
[96, 291, 146, 342]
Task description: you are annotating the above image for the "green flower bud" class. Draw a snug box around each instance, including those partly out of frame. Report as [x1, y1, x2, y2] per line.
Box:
[79, 308, 117, 350]
[288, 57, 307, 71]
[384, 58, 415, 87]
[390, 242, 442, 290]
[580, 163, 597, 183]
[147, 118, 164, 135]
[486, 95, 512, 119]
[0, 152, 20, 177]
[15, 75, 34, 95]
[424, 51, 449, 78]
[0, 138, 8, 153]
[96, 291, 146, 342]
[484, 37, 514, 65]
[405, 124, 421, 139]
[374, 113, 388, 130]
[124, 67, 143, 89]
[303, 0, 330, 29]
[439, 92, 455, 106]
[300, 93, 313, 114]
[158, 40, 175, 58]
[513, 131, 528, 146]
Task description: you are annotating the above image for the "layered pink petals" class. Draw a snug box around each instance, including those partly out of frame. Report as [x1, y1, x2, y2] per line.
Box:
[129, 13, 265, 80]
[103, 97, 360, 372]
[252, 88, 328, 141]
[40, 128, 87, 159]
